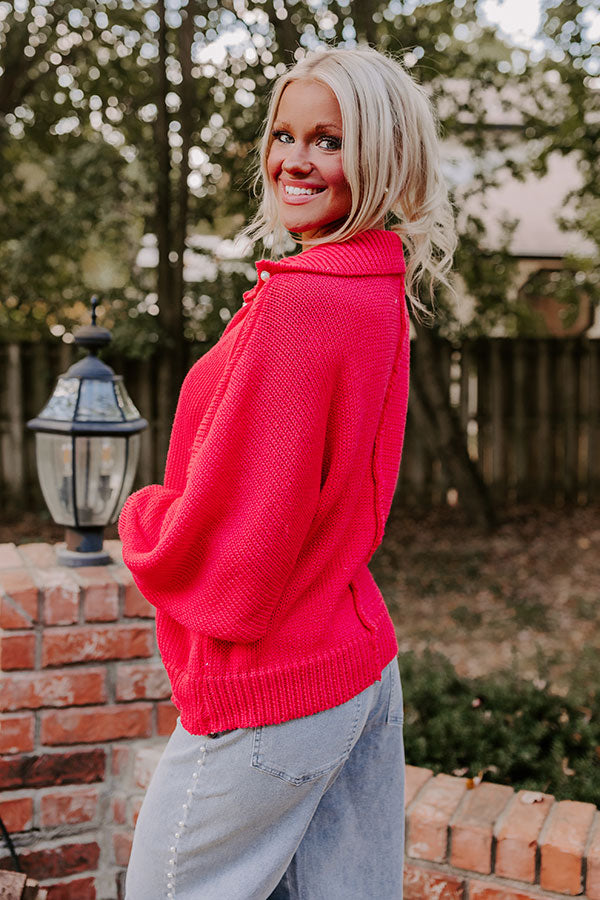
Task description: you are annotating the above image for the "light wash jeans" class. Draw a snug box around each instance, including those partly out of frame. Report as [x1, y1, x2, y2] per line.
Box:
[125, 658, 405, 900]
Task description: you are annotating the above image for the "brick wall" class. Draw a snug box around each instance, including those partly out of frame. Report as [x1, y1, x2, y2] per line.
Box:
[0, 541, 177, 899]
[1, 542, 600, 899]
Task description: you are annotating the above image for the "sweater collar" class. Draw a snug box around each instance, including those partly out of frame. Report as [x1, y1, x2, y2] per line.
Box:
[243, 230, 405, 304]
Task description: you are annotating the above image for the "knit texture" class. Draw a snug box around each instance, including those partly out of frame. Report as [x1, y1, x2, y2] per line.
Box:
[119, 229, 410, 733]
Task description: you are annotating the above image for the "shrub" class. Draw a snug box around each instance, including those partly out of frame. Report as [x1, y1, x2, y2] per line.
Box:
[399, 650, 600, 804]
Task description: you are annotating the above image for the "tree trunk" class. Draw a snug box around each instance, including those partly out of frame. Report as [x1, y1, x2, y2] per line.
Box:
[410, 324, 497, 530]
[350, 0, 380, 45]
[172, 0, 195, 362]
[155, 0, 172, 345]
[154, 0, 184, 460]
[272, 2, 302, 59]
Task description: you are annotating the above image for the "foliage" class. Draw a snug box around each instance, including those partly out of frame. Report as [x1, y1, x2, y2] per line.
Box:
[401, 649, 600, 804]
[1, 0, 598, 352]
[518, 257, 600, 333]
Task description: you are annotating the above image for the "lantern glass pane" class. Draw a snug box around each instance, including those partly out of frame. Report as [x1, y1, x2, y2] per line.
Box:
[76, 379, 122, 422]
[114, 381, 142, 422]
[110, 433, 141, 523]
[73, 435, 128, 526]
[38, 377, 80, 422]
[35, 433, 76, 526]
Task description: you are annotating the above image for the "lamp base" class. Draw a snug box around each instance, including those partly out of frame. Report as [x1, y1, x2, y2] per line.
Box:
[57, 546, 113, 567]
[59, 526, 112, 567]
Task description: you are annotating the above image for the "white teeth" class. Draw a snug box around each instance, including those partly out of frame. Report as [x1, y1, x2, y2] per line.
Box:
[284, 185, 322, 196]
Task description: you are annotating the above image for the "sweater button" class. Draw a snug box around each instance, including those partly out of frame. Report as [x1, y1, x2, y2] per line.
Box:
[260, 270, 270, 281]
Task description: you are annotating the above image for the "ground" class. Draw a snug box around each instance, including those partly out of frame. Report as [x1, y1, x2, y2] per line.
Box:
[371, 503, 600, 695]
[1, 504, 599, 694]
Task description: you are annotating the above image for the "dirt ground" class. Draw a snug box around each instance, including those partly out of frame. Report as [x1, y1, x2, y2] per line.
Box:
[1, 503, 599, 695]
[371, 502, 600, 695]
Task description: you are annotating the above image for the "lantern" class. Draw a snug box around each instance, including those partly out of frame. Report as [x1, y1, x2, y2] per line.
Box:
[27, 298, 148, 566]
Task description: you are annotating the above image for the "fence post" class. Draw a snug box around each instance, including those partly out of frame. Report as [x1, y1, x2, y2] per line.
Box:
[1, 344, 24, 504]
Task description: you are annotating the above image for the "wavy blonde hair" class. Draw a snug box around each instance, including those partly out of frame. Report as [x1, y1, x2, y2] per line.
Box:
[244, 45, 457, 317]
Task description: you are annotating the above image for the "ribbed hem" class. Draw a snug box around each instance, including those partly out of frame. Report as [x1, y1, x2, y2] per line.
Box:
[169, 616, 398, 734]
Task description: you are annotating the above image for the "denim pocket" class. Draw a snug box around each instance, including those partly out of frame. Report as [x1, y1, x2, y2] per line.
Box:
[386, 661, 404, 726]
[251, 691, 366, 785]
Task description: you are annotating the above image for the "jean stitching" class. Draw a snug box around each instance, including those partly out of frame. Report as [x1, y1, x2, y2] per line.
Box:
[252, 693, 364, 785]
[386, 663, 404, 726]
[164, 742, 207, 899]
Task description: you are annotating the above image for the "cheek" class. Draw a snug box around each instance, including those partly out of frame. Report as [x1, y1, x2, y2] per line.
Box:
[266, 146, 283, 184]
[327, 162, 352, 206]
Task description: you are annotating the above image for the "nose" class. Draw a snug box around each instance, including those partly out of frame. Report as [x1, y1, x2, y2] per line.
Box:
[281, 143, 312, 175]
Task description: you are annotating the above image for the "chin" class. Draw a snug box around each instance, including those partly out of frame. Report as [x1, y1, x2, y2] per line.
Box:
[293, 216, 350, 242]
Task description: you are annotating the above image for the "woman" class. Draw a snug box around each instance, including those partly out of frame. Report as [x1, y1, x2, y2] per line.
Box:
[120, 45, 455, 900]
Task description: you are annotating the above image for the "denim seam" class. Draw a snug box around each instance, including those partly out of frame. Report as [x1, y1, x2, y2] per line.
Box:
[386, 663, 404, 726]
[164, 741, 208, 899]
[251, 693, 364, 785]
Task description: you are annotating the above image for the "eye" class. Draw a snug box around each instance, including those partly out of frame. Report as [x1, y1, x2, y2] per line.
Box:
[316, 135, 342, 151]
[272, 130, 293, 144]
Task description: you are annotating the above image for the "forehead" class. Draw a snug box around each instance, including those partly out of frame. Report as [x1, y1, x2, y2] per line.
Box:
[275, 79, 342, 127]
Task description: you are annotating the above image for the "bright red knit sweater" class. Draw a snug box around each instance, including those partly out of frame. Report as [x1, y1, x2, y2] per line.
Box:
[119, 229, 410, 734]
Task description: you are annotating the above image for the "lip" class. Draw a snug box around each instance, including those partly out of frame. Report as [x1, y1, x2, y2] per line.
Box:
[278, 180, 327, 205]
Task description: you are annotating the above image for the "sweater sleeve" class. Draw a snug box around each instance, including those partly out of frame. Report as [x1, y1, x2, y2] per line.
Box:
[118, 274, 338, 643]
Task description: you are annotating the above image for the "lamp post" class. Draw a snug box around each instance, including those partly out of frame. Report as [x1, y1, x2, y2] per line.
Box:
[27, 297, 148, 566]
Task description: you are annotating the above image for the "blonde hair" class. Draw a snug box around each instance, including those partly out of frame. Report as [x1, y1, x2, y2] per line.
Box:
[244, 45, 457, 317]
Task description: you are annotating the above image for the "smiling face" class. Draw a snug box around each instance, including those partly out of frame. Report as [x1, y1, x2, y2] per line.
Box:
[266, 79, 352, 246]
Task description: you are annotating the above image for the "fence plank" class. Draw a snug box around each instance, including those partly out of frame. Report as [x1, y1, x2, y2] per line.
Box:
[1, 344, 24, 500]
[563, 340, 578, 503]
[588, 341, 600, 501]
[512, 340, 528, 501]
[575, 341, 588, 503]
[535, 341, 551, 501]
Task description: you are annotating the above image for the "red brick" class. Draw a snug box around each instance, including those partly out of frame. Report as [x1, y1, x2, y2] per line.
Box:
[0, 749, 106, 789]
[38, 567, 80, 625]
[0, 712, 35, 753]
[450, 781, 513, 874]
[403, 862, 464, 899]
[586, 813, 600, 899]
[0, 543, 24, 568]
[0, 569, 38, 629]
[112, 794, 127, 825]
[113, 830, 133, 866]
[469, 880, 549, 900]
[134, 745, 164, 789]
[0, 794, 33, 831]
[0, 632, 36, 670]
[131, 796, 144, 827]
[495, 790, 554, 882]
[1, 667, 106, 712]
[45, 878, 96, 900]
[76, 566, 119, 621]
[41, 703, 153, 745]
[116, 662, 170, 701]
[0, 840, 100, 880]
[156, 701, 178, 736]
[114, 566, 154, 618]
[40, 786, 99, 826]
[405, 765, 433, 806]
[17, 542, 57, 568]
[42, 624, 154, 667]
[540, 799, 595, 894]
[406, 773, 466, 862]
[111, 745, 131, 776]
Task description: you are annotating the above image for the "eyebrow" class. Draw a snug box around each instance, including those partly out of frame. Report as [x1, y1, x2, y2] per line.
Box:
[273, 120, 342, 132]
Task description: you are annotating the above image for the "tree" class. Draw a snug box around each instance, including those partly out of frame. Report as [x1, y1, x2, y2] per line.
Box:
[2, 0, 598, 525]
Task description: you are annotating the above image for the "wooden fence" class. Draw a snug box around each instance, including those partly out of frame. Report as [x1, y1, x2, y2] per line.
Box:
[401, 337, 599, 507]
[1, 337, 598, 513]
